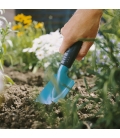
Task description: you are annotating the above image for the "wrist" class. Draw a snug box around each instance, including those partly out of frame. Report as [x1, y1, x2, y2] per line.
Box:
[91, 9, 103, 16]
[76, 9, 103, 17]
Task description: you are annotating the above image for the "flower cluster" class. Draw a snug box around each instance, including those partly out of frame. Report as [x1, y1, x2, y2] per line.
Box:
[12, 14, 32, 29]
[12, 13, 45, 37]
[35, 22, 44, 29]
[23, 29, 63, 60]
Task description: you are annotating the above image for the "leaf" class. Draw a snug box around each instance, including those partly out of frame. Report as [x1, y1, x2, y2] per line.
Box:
[0, 10, 5, 15]
[0, 16, 8, 25]
[0, 60, 4, 72]
[4, 74, 14, 84]
[103, 9, 114, 17]
[6, 39, 13, 47]
[84, 77, 90, 93]
[32, 65, 38, 73]
[79, 38, 96, 42]
[4, 54, 13, 65]
[2, 43, 6, 53]
[103, 81, 108, 99]
[0, 41, 2, 47]
[8, 22, 11, 28]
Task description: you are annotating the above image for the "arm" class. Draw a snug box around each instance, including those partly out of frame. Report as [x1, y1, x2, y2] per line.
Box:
[59, 9, 103, 60]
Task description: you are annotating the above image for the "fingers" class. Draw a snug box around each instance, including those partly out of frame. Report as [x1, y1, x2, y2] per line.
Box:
[59, 26, 79, 54]
[59, 34, 94, 61]
[60, 27, 94, 61]
[59, 28, 77, 54]
[59, 38, 94, 61]
[59, 38, 74, 54]
[76, 41, 93, 61]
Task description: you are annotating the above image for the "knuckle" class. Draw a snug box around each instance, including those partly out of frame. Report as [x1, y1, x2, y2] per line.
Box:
[79, 52, 87, 57]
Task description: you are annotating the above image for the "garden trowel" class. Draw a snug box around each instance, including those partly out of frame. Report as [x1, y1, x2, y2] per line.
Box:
[36, 41, 83, 104]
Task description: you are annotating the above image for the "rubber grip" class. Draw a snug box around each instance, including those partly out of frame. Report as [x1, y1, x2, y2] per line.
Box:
[61, 41, 83, 68]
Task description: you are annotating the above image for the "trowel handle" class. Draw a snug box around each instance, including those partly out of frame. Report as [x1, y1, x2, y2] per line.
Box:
[61, 41, 83, 68]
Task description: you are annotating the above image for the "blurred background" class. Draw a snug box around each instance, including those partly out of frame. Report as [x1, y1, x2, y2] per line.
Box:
[4, 9, 76, 33]
[3, 9, 15, 22]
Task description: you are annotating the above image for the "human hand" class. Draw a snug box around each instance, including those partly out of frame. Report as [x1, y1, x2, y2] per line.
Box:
[59, 9, 103, 60]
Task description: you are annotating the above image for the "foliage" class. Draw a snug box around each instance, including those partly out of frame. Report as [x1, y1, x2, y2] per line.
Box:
[6, 13, 46, 71]
[83, 9, 120, 128]
[0, 9, 14, 87]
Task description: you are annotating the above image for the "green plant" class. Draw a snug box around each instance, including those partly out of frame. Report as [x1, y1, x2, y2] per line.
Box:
[84, 9, 120, 128]
[6, 13, 46, 71]
[0, 9, 14, 85]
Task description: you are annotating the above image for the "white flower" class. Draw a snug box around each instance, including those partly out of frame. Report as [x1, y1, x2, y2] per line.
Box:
[36, 49, 46, 60]
[23, 29, 63, 60]
[23, 48, 30, 52]
[44, 62, 50, 68]
[90, 44, 95, 51]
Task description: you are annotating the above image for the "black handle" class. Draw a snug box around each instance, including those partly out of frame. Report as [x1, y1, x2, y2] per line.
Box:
[60, 41, 83, 68]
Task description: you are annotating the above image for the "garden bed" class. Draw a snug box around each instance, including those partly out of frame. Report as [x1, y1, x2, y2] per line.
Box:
[1, 9, 120, 129]
[0, 66, 97, 129]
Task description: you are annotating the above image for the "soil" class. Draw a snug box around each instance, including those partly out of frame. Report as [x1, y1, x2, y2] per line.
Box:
[0, 66, 97, 129]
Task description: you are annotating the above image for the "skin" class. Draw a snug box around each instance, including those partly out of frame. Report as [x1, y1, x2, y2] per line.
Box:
[59, 9, 103, 60]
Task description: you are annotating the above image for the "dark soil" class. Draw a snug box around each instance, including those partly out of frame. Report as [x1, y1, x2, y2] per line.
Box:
[0, 66, 97, 129]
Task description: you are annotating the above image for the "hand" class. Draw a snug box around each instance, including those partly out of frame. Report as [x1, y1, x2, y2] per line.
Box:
[59, 9, 103, 60]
